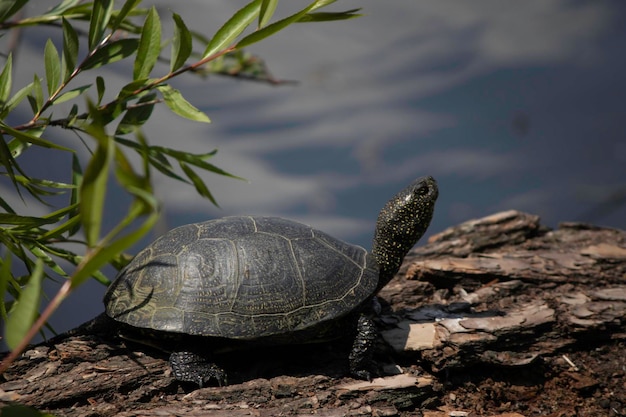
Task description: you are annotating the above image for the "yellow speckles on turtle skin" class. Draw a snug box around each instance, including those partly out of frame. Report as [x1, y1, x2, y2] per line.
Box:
[372, 176, 438, 289]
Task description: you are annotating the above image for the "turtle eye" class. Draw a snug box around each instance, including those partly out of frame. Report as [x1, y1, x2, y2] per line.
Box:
[415, 184, 430, 197]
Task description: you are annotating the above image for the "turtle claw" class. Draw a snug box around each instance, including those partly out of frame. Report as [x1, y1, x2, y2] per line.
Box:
[351, 369, 373, 382]
[169, 351, 227, 387]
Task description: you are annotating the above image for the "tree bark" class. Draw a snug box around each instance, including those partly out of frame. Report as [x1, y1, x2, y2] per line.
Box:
[1, 210, 625, 417]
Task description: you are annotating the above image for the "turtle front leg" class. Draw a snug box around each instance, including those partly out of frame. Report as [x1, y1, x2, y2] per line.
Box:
[348, 314, 378, 380]
[169, 351, 227, 387]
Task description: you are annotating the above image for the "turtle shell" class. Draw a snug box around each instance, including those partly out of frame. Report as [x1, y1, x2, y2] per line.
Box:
[104, 216, 379, 340]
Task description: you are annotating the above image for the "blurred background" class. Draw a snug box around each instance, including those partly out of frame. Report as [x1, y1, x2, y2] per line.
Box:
[3, 0, 626, 340]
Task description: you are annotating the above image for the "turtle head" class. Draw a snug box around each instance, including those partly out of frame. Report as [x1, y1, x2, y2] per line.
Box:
[372, 176, 438, 288]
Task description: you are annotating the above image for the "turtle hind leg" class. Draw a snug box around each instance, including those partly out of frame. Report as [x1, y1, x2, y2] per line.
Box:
[348, 314, 378, 380]
[169, 351, 227, 387]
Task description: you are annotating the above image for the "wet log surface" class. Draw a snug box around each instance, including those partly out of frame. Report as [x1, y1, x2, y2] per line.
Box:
[1, 210, 625, 416]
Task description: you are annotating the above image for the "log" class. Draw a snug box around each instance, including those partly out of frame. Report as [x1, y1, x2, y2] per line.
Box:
[1, 211, 625, 417]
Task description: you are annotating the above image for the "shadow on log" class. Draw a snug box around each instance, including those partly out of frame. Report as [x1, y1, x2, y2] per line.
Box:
[2, 211, 625, 416]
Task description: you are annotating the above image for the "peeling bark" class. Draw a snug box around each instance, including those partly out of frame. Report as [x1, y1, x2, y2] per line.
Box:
[2, 211, 625, 416]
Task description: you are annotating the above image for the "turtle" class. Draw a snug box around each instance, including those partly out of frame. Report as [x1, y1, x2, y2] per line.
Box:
[103, 176, 438, 386]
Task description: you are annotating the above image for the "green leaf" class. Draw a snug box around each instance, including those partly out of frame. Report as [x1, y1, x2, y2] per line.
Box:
[203, 0, 262, 59]
[156, 147, 241, 180]
[39, 211, 80, 241]
[29, 74, 44, 114]
[180, 161, 218, 206]
[110, 0, 142, 32]
[0, 213, 58, 228]
[117, 79, 151, 100]
[308, 0, 339, 10]
[72, 196, 158, 288]
[133, 6, 161, 80]
[83, 38, 139, 71]
[68, 154, 82, 236]
[44, 40, 61, 96]
[61, 18, 79, 81]
[28, 245, 70, 279]
[89, 0, 114, 49]
[0, 123, 73, 153]
[114, 146, 148, 193]
[52, 84, 92, 105]
[0, 81, 33, 119]
[170, 13, 192, 72]
[259, 0, 278, 28]
[156, 84, 211, 123]
[96, 76, 105, 104]
[0, 195, 16, 214]
[237, 2, 319, 49]
[5, 258, 44, 351]
[79, 127, 114, 248]
[115, 137, 189, 183]
[0, 252, 12, 321]
[0, 132, 23, 197]
[115, 93, 156, 135]
[0, 0, 28, 21]
[297, 9, 363, 23]
[45, 0, 82, 17]
[0, 52, 12, 105]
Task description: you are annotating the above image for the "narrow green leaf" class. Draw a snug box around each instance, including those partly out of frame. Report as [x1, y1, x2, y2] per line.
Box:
[30, 74, 44, 114]
[12, 176, 74, 191]
[110, 0, 143, 32]
[170, 13, 192, 72]
[61, 18, 79, 81]
[44, 40, 61, 96]
[83, 38, 139, 71]
[0, 123, 73, 152]
[114, 146, 146, 193]
[0, 253, 12, 321]
[0, 52, 12, 105]
[117, 78, 151, 100]
[259, 0, 278, 28]
[114, 137, 189, 183]
[96, 76, 105, 104]
[96, 101, 127, 127]
[155, 147, 241, 180]
[79, 130, 113, 247]
[309, 0, 338, 10]
[203, 0, 262, 59]
[0, 81, 33, 119]
[297, 9, 363, 23]
[5, 259, 44, 350]
[147, 156, 188, 183]
[133, 6, 161, 80]
[238, 1, 318, 49]
[68, 154, 82, 236]
[115, 93, 156, 135]
[42, 246, 110, 286]
[28, 245, 69, 279]
[52, 84, 92, 105]
[39, 206, 80, 240]
[0, 0, 28, 21]
[0, 132, 22, 196]
[45, 0, 82, 16]
[89, 0, 114, 49]
[0, 195, 16, 214]
[72, 199, 158, 288]
[180, 161, 218, 206]
[0, 213, 57, 228]
[156, 84, 211, 123]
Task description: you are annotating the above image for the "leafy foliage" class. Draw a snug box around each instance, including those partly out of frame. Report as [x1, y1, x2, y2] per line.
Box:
[0, 0, 362, 373]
